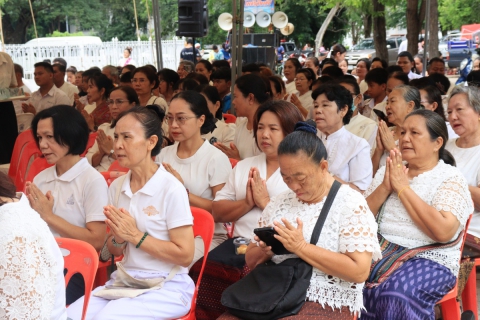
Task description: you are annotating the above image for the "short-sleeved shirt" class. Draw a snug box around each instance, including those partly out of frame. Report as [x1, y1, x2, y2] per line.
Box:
[0, 52, 17, 88]
[33, 158, 108, 237]
[180, 47, 201, 62]
[85, 122, 115, 172]
[59, 81, 79, 105]
[202, 119, 236, 147]
[234, 117, 262, 160]
[110, 164, 193, 274]
[27, 85, 71, 113]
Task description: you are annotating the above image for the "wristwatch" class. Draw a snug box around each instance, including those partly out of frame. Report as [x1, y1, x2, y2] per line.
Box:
[112, 237, 126, 247]
[108, 149, 115, 158]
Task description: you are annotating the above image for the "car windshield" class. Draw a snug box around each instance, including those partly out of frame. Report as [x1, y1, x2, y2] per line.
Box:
[353, 40, 375, 50]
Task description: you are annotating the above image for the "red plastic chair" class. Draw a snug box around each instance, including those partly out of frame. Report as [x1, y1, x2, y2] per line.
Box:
[436, 213, 472, 319]
[229, 158, 239, 168]
[80, 132, 98, 157]
[56, 238, 99, 320]
[23, 156, 53, 191]
[14, 140, 42, 191]
[108, 160, 129, 172]
[7, 129, 35, 181]
[223, 113, 236, 124]
[461, 257, 480, 319]
[176, 207, 215, 320]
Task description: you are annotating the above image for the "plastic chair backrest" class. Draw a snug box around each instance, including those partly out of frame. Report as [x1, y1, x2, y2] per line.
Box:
[108, 160, 129, 172]
[56, 238, 99, 320]
[14, 140, 41, 191]
[177, 207, 214, 320]
[229, 158, 239, 168]
[100, 171, 127, 186]
[23, 157, 53, 191]
[16, 113, 35, 133]
[223, 113, 237, 124]
[8, 129, 35, 181]
[80, 132, 98, 157]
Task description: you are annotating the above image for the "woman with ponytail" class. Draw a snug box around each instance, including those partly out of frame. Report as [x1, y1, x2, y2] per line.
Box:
[362, 109, 472, 319]
[155, 91, 232, 265]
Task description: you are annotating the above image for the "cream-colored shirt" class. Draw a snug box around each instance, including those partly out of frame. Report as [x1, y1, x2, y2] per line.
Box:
[0, 52, 17, 88]
[59, 81, 79, 105]
[27, 85, 71, 112]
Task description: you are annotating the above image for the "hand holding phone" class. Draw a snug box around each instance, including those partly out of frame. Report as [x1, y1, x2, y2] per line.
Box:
[254, 227, 291, 255]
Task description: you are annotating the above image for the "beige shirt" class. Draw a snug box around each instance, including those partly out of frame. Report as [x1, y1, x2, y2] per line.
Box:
[59, 81, 79, 105]
[0, 53, 17, 88]
[28, 85, 71, 112]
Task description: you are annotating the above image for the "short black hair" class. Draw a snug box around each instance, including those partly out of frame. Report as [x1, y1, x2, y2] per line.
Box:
[212, 60, 230, 70]
[83, 68, 101, 81]
[312, 83, 354, 125]
[53, 63, 66, 73]
[321, 66, 344, 79]
[386, 65, 404, 75]
[242, 63, 261, 74]
[132, 66, 160, 89]
[53, 57, 67, 67]
[171, 90, 216, 135]
[14, 64, 24, 77]
[185, 72, 209, 85]
[158, 68, 180, 88]
[119, 71, 133, 83]
[397, 51, 415, 62]
[196, 60, 213, 72]
[337, 75, 360, 95]
[34, 62, 54, 73]
[388, 71, 409, 85]
[428, 73, 451, 95]
[31, 105, 89, 155]
[186, 38, 193, 44]
[321, 58, 338, 69]
[235, 73, 270, 104]
[365, 68, 388, 85]
[357, 58, 371, 71]
[197, 85, 223, 120]
[428, 57, 445, 67]
[211, 67, 231, 81]
[371, 57, 388, 69]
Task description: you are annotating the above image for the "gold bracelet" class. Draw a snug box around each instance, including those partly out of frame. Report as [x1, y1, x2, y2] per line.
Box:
[397, 186, 410, 198]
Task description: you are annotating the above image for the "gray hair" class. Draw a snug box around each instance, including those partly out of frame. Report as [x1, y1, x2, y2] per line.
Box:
[449, 86, 480, 114]
[103, 65, 119, 76]
[392, 85, 421, 110]
[179, 60, 195, 73]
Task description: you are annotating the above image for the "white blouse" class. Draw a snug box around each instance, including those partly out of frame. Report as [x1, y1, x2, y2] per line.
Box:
[345, 114, 378, 156]
[285, 81, 296, 94]
[0, 194, 67, 320]
[257, 186, 381, 313]
[202, 119, 236, 148]
[286, 91, 313, 119]
[364, 161, 473, 275]
[233, 117, 262, 160]
[317, 126, 373, 190]
[214, 153, 289, 238]
[86, 122, 115, 172]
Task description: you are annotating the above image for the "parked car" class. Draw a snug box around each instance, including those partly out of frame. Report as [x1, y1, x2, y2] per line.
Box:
[345, 37, 403, 70]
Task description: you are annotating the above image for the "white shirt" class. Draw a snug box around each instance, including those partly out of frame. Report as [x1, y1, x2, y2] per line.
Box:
[285, 81, 296, 94]
[13, 84, 32, 114]
[286, 91, 313, 119]
[0, 52, 17, 88]
[446, 122, 459, 140]
[345, 114, 378, 156]
[86, 122, 115, 172]
[234, 117, 262, 160]
[33, 158, 108, 236]
[446, 139, 480, 237]
[408, 71, 422, 80]
[156, 140, 232, 235]
[0, 194, 67, 320]
[398, 40, 408, 53]
[362, 97, 387, 122]
[59, 81, 79, 105]
[258, 186, 381, 313]
[317, 126, 373, 190]
[214, 153, 289, 238]
[202, 119, 236, 147]
[359, 80, 368, 95]
[110, 164, 193, 274]
[365, 161, 472, 275]
[27, 85, 71, 113]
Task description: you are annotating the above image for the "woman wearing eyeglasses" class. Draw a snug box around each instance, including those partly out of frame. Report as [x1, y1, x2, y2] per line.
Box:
[155, 91, 232, 266]
[284, 68, 315, 119]
[86, 86, 139, 172]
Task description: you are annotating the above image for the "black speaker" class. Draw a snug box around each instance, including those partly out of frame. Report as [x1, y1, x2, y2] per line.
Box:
[176, 0, 208, 37]
[243, 33, 278, 47]
[242, 47, 277, 69]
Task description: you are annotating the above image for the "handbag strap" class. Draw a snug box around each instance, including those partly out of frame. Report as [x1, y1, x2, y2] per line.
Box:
[115, 174, 128, 207]
[310, 180, 341, 245]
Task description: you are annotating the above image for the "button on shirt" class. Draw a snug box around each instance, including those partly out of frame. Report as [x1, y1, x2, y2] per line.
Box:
[27, 85, 71, 113]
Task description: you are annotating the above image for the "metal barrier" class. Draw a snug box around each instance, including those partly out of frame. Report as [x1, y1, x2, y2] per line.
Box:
[5, 39, 185, 79]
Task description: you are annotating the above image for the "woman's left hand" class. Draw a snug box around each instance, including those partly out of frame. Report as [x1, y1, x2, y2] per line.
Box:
[273, 218, 308, 254]
[81, 110, 95, 131]
[163, 163, 184, 185]
[388, 149, 410, 193]
[104, 205, 141, 244]
[25, 182, 55, 222]
[379, 121, 396, 152]
[251, 168, 269, 209]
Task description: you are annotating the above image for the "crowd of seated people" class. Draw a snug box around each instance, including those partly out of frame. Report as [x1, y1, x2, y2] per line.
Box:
[2, 41, 480, 320]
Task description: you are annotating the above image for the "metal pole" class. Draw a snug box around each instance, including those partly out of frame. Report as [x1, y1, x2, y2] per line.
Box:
[423, 0, 430, 77]
[230, 0, 237, 107]
[152, 0, 163, 69]
[237, 0, 244, 74]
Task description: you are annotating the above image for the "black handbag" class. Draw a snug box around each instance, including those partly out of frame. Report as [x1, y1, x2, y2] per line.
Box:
[221, 180, 341, 320]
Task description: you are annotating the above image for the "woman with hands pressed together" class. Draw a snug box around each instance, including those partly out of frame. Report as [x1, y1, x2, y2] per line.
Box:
[362, 109, 472, 319]
[86, 86, 139, 172]
[235, 122, 381, 318]
[26, 106, 108, 304]
[67, 106, 195, 320]
[285, 68, 315, 119]
[372, 85, 420, 175]
[155, 91, 232, 265]
[81, 73, 114, 131]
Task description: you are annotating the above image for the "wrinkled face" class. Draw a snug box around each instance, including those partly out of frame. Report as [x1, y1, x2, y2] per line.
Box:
[108, 90, 136, 120]
[304, 59, 319, 77]
[366, 81, 386, 100]
[256, 111, 285, 157]
[397, 56, 414, 74]
[34, 66, 53, 87]
[339, 60, 348, 74]
[356, 61, 368, 78]
[283, 60, 296, 81]
[36, 118, 69, 164]
[386, 89, 413, 126]
[270, 81, 284, 100]
[419, 89, 437, 112]
[447, 93, 480, 137]
[314, 93, 347, 134]
[177, 64, 190, 79]
[52, 65, 65, 85]
[132, 72, 154, 96]
[294, 72, 312, 93]
[400, 115, 441, 164]
[195, 63, 211, 80]
[167, 98, 203, 142]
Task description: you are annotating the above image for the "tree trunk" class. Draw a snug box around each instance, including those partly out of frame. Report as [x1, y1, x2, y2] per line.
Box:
[372, 0, 388, 60]
[315, 3, 341, 58]
[363, 14, 372, 38]
[426, 0, 439, 60]
[406, 0, 426, 56]
[2, 9, 31, 44]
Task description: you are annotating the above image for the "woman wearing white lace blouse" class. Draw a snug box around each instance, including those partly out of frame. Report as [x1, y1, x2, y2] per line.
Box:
[0, 172, 67, 320]
[363, 109, 472, 319]
[237, 123, 381, 318]
[446, 86, 480, 237]
[313, 83, 373, 191]
[155, 91, 232, 265]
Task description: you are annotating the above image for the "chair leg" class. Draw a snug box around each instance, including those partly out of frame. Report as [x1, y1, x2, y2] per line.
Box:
[461, 265, 478, 320]
[441, 297, 461, 320]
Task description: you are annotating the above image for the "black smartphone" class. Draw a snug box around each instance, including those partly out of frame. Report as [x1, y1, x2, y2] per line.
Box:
[373, 109, 389, 123]
[254, 227, 291, 255]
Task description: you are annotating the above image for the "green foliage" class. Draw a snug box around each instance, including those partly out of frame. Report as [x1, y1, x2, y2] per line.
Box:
[438, 0, 480, 31]
[47, 31, 85, 37]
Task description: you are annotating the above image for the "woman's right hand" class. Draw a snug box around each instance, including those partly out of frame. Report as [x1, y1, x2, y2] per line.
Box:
[253, 235, 274, 257]
[244, 169, 256, 209]
[97, 129, 114, 155]
[378, 121, 396, 152]
[381, 154, 393, 193]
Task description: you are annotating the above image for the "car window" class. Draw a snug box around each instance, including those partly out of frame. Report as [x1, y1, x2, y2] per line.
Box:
[387, 39, 397, 48]
[285, 44, 295, 51]
[353, 39, 374, 50]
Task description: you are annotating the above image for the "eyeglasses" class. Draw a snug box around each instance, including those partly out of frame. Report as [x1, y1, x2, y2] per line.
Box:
[131, 78, 148, 83]
[108, 99, 129, 106]
[294, 77, 308, 82]
[165, 115, 197, 125]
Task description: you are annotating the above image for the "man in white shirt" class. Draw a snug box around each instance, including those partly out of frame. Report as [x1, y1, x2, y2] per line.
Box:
[362, 68, 389, 122]
[397, 51, 422, 80]
[22, 62, 71, 115]
[53, 63, 78, 105]
[13, 63, 32, 114]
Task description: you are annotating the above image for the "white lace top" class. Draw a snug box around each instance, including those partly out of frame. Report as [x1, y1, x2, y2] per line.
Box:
[364, 161, 473, 275]
[256, 185, 381, 313]
[0, 194, 67, 320]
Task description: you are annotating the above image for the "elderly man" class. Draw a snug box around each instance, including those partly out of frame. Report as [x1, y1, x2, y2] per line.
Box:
[102, 65, 120, 85]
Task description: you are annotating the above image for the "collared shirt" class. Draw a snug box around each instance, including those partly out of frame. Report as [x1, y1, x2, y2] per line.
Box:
[408, 71, 422, 80]
[27, 85, 71, 112]
[362, 96, 387, 122]
[0, 52, 17, 88]
[59, 81, 79, 105]
[345, 114, 378, 156]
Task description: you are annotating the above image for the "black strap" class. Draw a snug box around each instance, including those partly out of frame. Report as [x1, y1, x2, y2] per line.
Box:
[310, 180, 341, 245]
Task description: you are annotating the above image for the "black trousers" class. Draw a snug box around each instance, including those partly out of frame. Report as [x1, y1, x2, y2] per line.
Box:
[0, 101, 18, 164]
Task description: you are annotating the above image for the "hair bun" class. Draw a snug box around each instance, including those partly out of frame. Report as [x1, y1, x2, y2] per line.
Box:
[294, 121, 317, 134]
